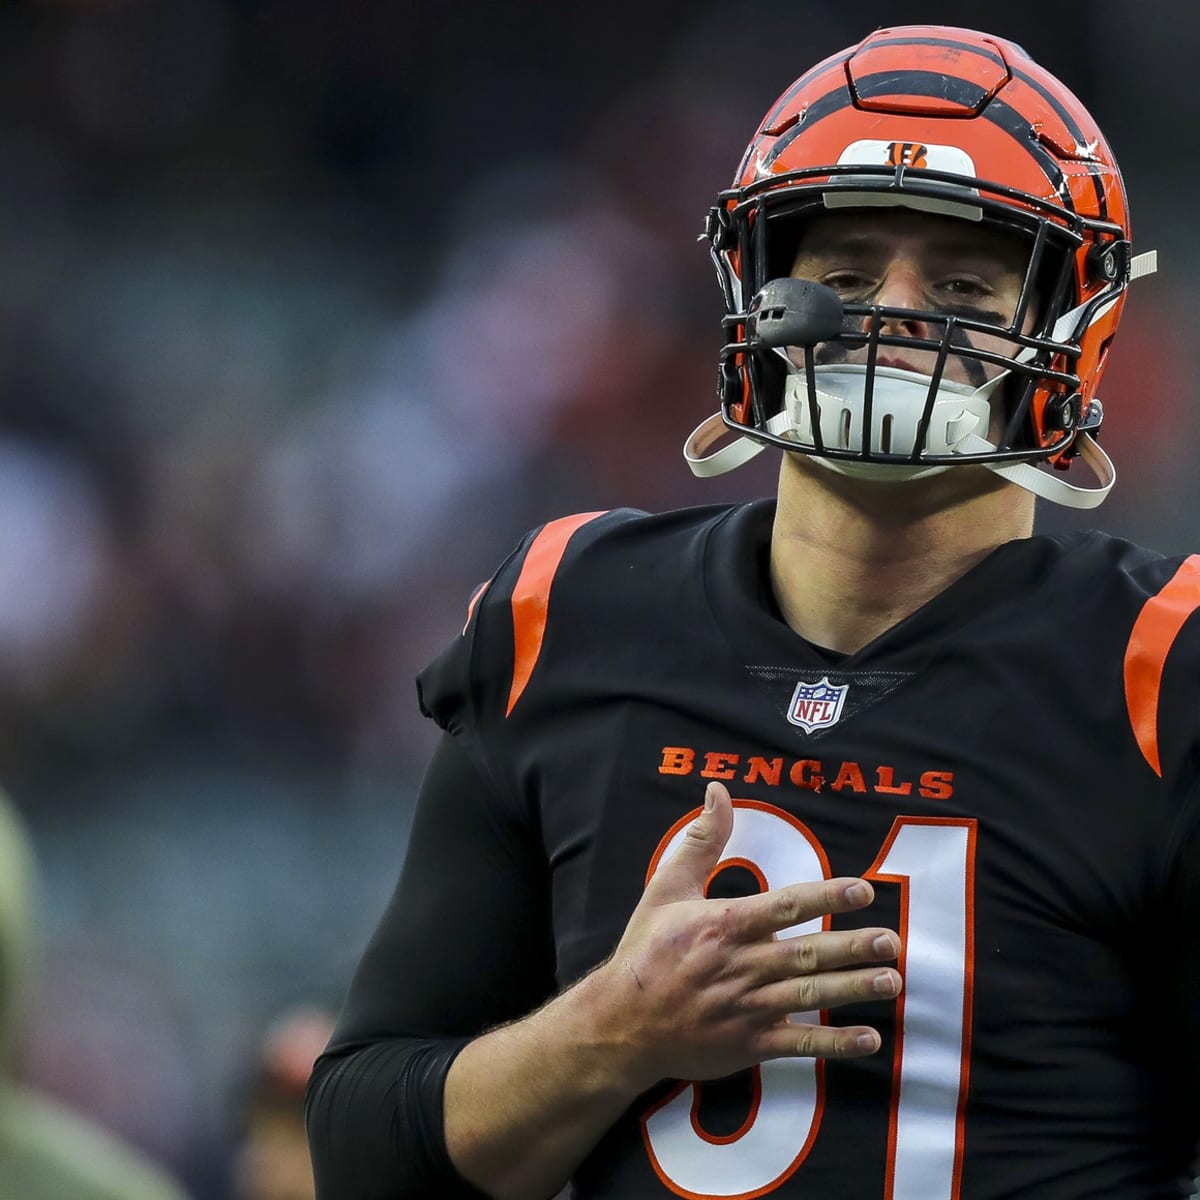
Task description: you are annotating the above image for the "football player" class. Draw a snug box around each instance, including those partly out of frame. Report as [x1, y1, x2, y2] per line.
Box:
[307, 26, 1199, 1200]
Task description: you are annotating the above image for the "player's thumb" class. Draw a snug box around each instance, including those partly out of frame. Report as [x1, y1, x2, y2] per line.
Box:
[648, 781, 734, 904]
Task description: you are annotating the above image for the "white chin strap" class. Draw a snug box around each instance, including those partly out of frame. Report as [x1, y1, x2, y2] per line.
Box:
[683, 346, 1122, 507]
[683, 405, 1117, 509]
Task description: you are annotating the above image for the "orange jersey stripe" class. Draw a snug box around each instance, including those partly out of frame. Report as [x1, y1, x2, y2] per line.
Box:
[1123, 554, 1200, 777]
[462, 580, 491, 635]
[506, 512, 607, 717]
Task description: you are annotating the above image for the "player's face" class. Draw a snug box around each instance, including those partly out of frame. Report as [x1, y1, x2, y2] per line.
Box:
[788, 209, 1035, 389]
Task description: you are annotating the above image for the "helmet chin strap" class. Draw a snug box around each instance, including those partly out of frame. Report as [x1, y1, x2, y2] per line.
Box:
[683, 403, 1117, 507]
[963, 430, 1115, 508]
[682, 408, 1115, 508]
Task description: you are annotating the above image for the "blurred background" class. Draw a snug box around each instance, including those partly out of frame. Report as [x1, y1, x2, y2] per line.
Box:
[0, 0, 1194, 1196]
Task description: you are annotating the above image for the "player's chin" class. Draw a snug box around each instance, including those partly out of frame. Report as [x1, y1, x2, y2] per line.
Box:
[899, 462, 1018, 510]
[788, 454, 1014, 514]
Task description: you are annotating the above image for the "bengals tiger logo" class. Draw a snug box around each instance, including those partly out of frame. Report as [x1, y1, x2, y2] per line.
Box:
[886, 141, 929, 168]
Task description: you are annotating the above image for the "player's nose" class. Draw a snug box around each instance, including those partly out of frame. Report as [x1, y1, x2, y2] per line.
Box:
[862, 261, 932, 340]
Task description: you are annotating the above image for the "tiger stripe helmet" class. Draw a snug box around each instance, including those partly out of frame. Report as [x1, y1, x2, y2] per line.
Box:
[689, 26, 1154, 507]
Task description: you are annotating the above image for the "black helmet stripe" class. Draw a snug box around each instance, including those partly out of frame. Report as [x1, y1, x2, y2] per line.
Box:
[756, 36, 1106, 218]
[865, 34, 1010, 71]
[849, 66, 996, 113]
[799, 32, 1009, 105]
[759, 57, 846, 134]
[1011, 68, 1108, 219]
[738, 57, 847, 180]
[878, 36, 1112, 217]
[978, 98, 1074, 211]
[762, 70, 1074, 213]
[758, 82, 856, 168]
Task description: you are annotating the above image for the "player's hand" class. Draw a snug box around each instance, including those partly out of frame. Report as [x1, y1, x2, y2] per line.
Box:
[595, 780, 901, 1092]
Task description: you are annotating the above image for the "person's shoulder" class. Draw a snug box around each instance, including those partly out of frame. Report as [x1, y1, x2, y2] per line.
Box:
[1054, 530, 1200, 783]
[513, 502, 749, 565]
[458, 501, 744, 634]
[1036, 530, 1200, 668]
[416, 501, 754, 737]
[1040, 528, 1196, 602]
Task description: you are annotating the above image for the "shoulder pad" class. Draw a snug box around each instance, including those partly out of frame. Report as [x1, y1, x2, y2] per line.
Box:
[417, 510, 627, 734]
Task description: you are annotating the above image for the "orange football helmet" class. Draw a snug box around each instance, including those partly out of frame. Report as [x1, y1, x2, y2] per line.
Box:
[685, 26, 1155, 507]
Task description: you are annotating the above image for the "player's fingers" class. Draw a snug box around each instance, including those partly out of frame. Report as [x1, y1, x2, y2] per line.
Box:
[643, 782, 733, 905]
[738, 927, 900, 985]
[727, 877, 878, 941]
[754, 1021, 885, 1061]
[748, 964, 902, 1019]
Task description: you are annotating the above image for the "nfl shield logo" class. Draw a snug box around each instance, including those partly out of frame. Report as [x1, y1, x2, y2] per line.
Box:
[787, 677, 849, 733]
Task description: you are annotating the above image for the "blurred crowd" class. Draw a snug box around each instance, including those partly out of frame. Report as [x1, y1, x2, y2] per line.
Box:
[0, 0, 1197, 1196]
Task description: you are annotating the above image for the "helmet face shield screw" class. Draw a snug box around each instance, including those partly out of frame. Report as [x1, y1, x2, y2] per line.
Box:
[1047, 393, 1083, 431]
[1086, 240, 1132, 285]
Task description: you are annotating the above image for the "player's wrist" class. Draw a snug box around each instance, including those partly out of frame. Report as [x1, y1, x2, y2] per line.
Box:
[543, 961, 664, 1099]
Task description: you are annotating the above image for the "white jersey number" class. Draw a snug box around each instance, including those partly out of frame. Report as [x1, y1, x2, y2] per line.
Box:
[640, 801, 977, 1200]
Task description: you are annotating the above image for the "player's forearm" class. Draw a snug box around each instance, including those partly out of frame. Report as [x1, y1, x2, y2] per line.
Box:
[444, 965, 646, 1200]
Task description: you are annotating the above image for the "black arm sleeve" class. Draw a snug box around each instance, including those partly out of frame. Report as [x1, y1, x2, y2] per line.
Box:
[306, 734, 557, 1200]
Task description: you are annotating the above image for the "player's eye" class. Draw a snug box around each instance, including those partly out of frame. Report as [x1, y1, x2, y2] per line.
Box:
[821, 269, 875, 296]
[936, 276, 994, 301]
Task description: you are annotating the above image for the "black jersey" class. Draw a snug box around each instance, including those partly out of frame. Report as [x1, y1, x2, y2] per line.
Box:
[311, 500, 1200, 1200]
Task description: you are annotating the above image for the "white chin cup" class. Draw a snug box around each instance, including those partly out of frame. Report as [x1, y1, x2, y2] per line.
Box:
[779, 363, 1003, 481]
